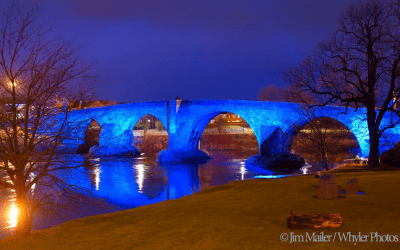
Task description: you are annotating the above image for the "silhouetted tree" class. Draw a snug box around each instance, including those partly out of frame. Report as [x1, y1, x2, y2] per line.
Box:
[291, 107, 358, 169]
[258, 84, 316, 104]
[284, 0, 400, 168]
[0, 1, 93, 236]
[258, 85, 352, 168]
[257, 84, 286, 102]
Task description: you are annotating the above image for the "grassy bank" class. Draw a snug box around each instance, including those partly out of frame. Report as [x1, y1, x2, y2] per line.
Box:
[1, 170, 400, 249]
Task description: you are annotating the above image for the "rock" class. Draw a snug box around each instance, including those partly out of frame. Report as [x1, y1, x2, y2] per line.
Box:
[318, 174, 335, 187]
[346, 178, 358, 194]
[318, 183, 338, 199]
[317, 174, 338, 199]
[287, 211, 342, 229]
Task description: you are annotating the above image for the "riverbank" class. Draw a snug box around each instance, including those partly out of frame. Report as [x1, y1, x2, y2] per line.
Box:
[1, 169, 400, 249]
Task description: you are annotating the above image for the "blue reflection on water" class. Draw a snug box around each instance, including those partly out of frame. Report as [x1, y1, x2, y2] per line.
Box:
[165, 164, 201, 200]
[83, 156, 168, 208]
[1, 152, 291, 238]
[73, 153, 262, 208]
[254, 175, 288, 179]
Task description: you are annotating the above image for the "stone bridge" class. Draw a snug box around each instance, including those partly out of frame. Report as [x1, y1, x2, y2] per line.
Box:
[60, 99, 400, 161]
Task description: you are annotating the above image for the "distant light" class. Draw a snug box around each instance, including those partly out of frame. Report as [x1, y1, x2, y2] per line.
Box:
[240, 166, 246, 180]
[30, 172, 37, 195]
[8, 80, 17, 88]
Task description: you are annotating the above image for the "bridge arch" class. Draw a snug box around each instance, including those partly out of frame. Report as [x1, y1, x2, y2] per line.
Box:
[186, 110, 259, 152]
[281, 116, 361, 159]
[121, 113, 169, 152]
[76, 119, 102, 153]
[85, 119, 102, 146]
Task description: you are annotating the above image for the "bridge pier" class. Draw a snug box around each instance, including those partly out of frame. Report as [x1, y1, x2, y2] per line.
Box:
[158, 99, 210, 164]
[165, 163, 200, 199]
[258, 126, 288, 157]
[90, 123, 140, 157]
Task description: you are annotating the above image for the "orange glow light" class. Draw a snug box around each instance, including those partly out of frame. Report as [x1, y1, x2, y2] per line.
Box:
[5, 200, 19, 229]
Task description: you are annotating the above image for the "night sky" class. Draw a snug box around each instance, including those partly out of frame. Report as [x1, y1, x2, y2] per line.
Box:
[9, 0, 360, 103]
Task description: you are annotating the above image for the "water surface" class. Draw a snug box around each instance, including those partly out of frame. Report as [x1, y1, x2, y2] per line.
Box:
[0, 152, 296, 238]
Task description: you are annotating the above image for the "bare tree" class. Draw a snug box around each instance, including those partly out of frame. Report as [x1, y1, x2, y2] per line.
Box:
[0, 1, 93, 236]
[258, 85, 354, 168]
[290, 106, 358, 170]
[257, 84, 286, 102]
[284, 0, 400, 168]
[258, 83, 317, 104]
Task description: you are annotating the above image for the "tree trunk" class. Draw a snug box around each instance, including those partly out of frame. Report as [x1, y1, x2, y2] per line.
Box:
[366, 106, 380, 169]
[369, 134, 380, 169]
[321, 152, 329, 170]
[15, 191, 32, 237]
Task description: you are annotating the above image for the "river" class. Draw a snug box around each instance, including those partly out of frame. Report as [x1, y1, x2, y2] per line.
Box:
[0, 151, 304, 239]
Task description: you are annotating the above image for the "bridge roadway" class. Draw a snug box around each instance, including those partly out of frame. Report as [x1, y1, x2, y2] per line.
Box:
[59, 99, 400, 162]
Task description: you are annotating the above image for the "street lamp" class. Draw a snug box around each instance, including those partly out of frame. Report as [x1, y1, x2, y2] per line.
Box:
[8, 80, 17, 89]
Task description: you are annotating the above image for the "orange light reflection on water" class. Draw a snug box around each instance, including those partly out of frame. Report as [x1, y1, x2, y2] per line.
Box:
[2, 163, 37, 231]
[2, 162, 18, 230]
[5, 198, 18, 229]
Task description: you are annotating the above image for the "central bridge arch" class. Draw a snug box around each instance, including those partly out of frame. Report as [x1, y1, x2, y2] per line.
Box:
[186, 110, 259, 151]
[120, 113, 168, 149]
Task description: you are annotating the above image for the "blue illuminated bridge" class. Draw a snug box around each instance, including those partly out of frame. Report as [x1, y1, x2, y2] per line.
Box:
[60, 99, 400, 162]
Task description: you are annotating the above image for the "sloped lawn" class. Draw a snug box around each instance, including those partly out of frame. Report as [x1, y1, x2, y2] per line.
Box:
[1, 170, 400, 249]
